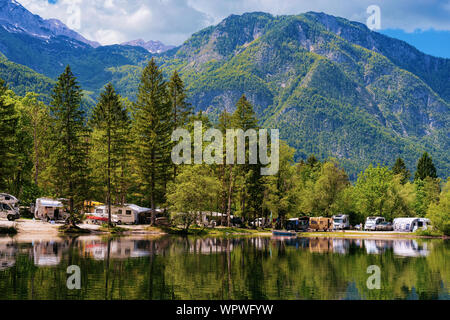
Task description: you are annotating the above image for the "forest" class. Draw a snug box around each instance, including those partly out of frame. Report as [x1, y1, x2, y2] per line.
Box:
[0, 58, 448, 235]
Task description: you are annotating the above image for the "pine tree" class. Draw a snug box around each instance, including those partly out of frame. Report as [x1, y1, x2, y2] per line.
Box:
[49, 65, 90, 225]
[0, 78, 18, 191]
[90, 83, 129, 226]
[168, 70, 192, 178]
[415, 152, 437, 181]
[392, 157, 410, 184]
[132, 58, 172, 224]
[231, 95, 263, 225]
[218, 110, 233, 226]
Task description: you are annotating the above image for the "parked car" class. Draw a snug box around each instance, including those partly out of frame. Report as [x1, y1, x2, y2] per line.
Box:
[364, 217, 386, 231]
[375, 221, 394, 231]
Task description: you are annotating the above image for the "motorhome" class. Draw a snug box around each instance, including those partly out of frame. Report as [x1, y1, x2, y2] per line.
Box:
[34, 198, 68, 221]
[332, 214, 350, 230]
[0, 193, 20, 221]
[309, 217, 332, 231]
[393, 218, 430, 232]
[364, 216, 386, 231]
[94, 204, 152, 225]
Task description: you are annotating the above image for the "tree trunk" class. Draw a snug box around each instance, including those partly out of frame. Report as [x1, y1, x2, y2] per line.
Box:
[226, 166, 234, 227]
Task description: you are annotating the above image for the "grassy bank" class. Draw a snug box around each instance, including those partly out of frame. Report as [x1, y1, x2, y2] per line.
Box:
[296, 230, 447, 239]
[154, 226, 271, 236]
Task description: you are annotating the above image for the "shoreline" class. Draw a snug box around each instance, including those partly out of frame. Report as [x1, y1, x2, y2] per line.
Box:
[0, 219, 447, 239]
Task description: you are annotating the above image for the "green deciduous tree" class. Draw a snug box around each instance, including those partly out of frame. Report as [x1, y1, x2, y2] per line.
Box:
[426, 178, 450, 235]
[167, 165, 220, 232]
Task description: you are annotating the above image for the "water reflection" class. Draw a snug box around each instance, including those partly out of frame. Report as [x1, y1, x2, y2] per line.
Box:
[0, 236, 437, 269]
[0, 235, 447, 300]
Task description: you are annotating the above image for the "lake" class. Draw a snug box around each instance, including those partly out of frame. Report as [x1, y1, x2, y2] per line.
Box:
[0, 235, 448, 300]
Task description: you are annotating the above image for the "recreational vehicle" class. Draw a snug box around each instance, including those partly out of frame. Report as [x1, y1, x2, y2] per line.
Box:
[309, 217, 332, 231]
[393, 218, 430, 232]
[332, 214, 350, 230]
[0, 193, 20, 221]
[94, 204, 152, 225]
[34, 198, 68, 221]
[286, 217, 310, 232]
[364, 217, 386, 231]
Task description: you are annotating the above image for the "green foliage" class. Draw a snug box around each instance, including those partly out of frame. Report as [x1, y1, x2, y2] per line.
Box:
[167, 165, 220, 231]
[0, 79, 19, 190]
[426, 179, 450, 235]
[415, 152, 438, 181]
[48, 65, 90, 223]
[90, 83, 130, 225]
[132, 58, 172, 222]
[392, 157, 411, 184]
[353, 165, 412, 221]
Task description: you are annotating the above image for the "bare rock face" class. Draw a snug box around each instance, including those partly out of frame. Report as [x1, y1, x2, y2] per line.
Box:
[0, 0, 100, 47]
[121, 39, 175, 53]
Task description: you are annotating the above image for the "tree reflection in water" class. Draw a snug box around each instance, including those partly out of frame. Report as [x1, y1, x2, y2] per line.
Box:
[0, 235, 448, 300]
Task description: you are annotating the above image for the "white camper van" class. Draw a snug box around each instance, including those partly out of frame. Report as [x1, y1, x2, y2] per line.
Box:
[393, 218, 430, 232]
[364, 217, 386, 231]
[34, 198, 68, 222]
[332, 214, 350, 230]
[0, 193, 20, 221]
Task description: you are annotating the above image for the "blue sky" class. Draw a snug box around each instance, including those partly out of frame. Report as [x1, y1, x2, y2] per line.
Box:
[17, 0, 450, 58]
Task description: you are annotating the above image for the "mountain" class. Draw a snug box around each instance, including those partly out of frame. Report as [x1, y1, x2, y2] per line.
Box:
[0, 0, 100, 47]
[155, 12, 449, 178]
[121, 39, 175, 53]
[0, 0, 152, 96]
[0, 5, 448, 178]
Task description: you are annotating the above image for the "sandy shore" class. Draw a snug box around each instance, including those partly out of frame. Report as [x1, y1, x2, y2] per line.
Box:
[0, 219, 166, 237]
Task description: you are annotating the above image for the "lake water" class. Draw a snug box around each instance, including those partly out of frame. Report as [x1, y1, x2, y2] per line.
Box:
[0, 235, 448, 300]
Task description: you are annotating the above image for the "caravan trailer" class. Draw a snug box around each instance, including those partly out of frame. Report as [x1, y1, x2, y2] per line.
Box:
[309, 217, 332, 231]
[0, 193, 20, 221]
[393, 218, 430, 232]
[94, 204, 152, 225]
[34, 198, 68, 222]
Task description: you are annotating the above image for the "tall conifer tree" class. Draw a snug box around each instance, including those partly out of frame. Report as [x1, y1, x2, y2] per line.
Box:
[168, 70, 191, 178]
[133, 58, 172, 224]
[49, 65, 90, 224]
[415, 152, 437, 181]
[90, 83, 129, 226]
[0, 79, 18, 191]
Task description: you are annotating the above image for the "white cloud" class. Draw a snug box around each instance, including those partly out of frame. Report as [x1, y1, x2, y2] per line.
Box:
[17, 0, 450, 46]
